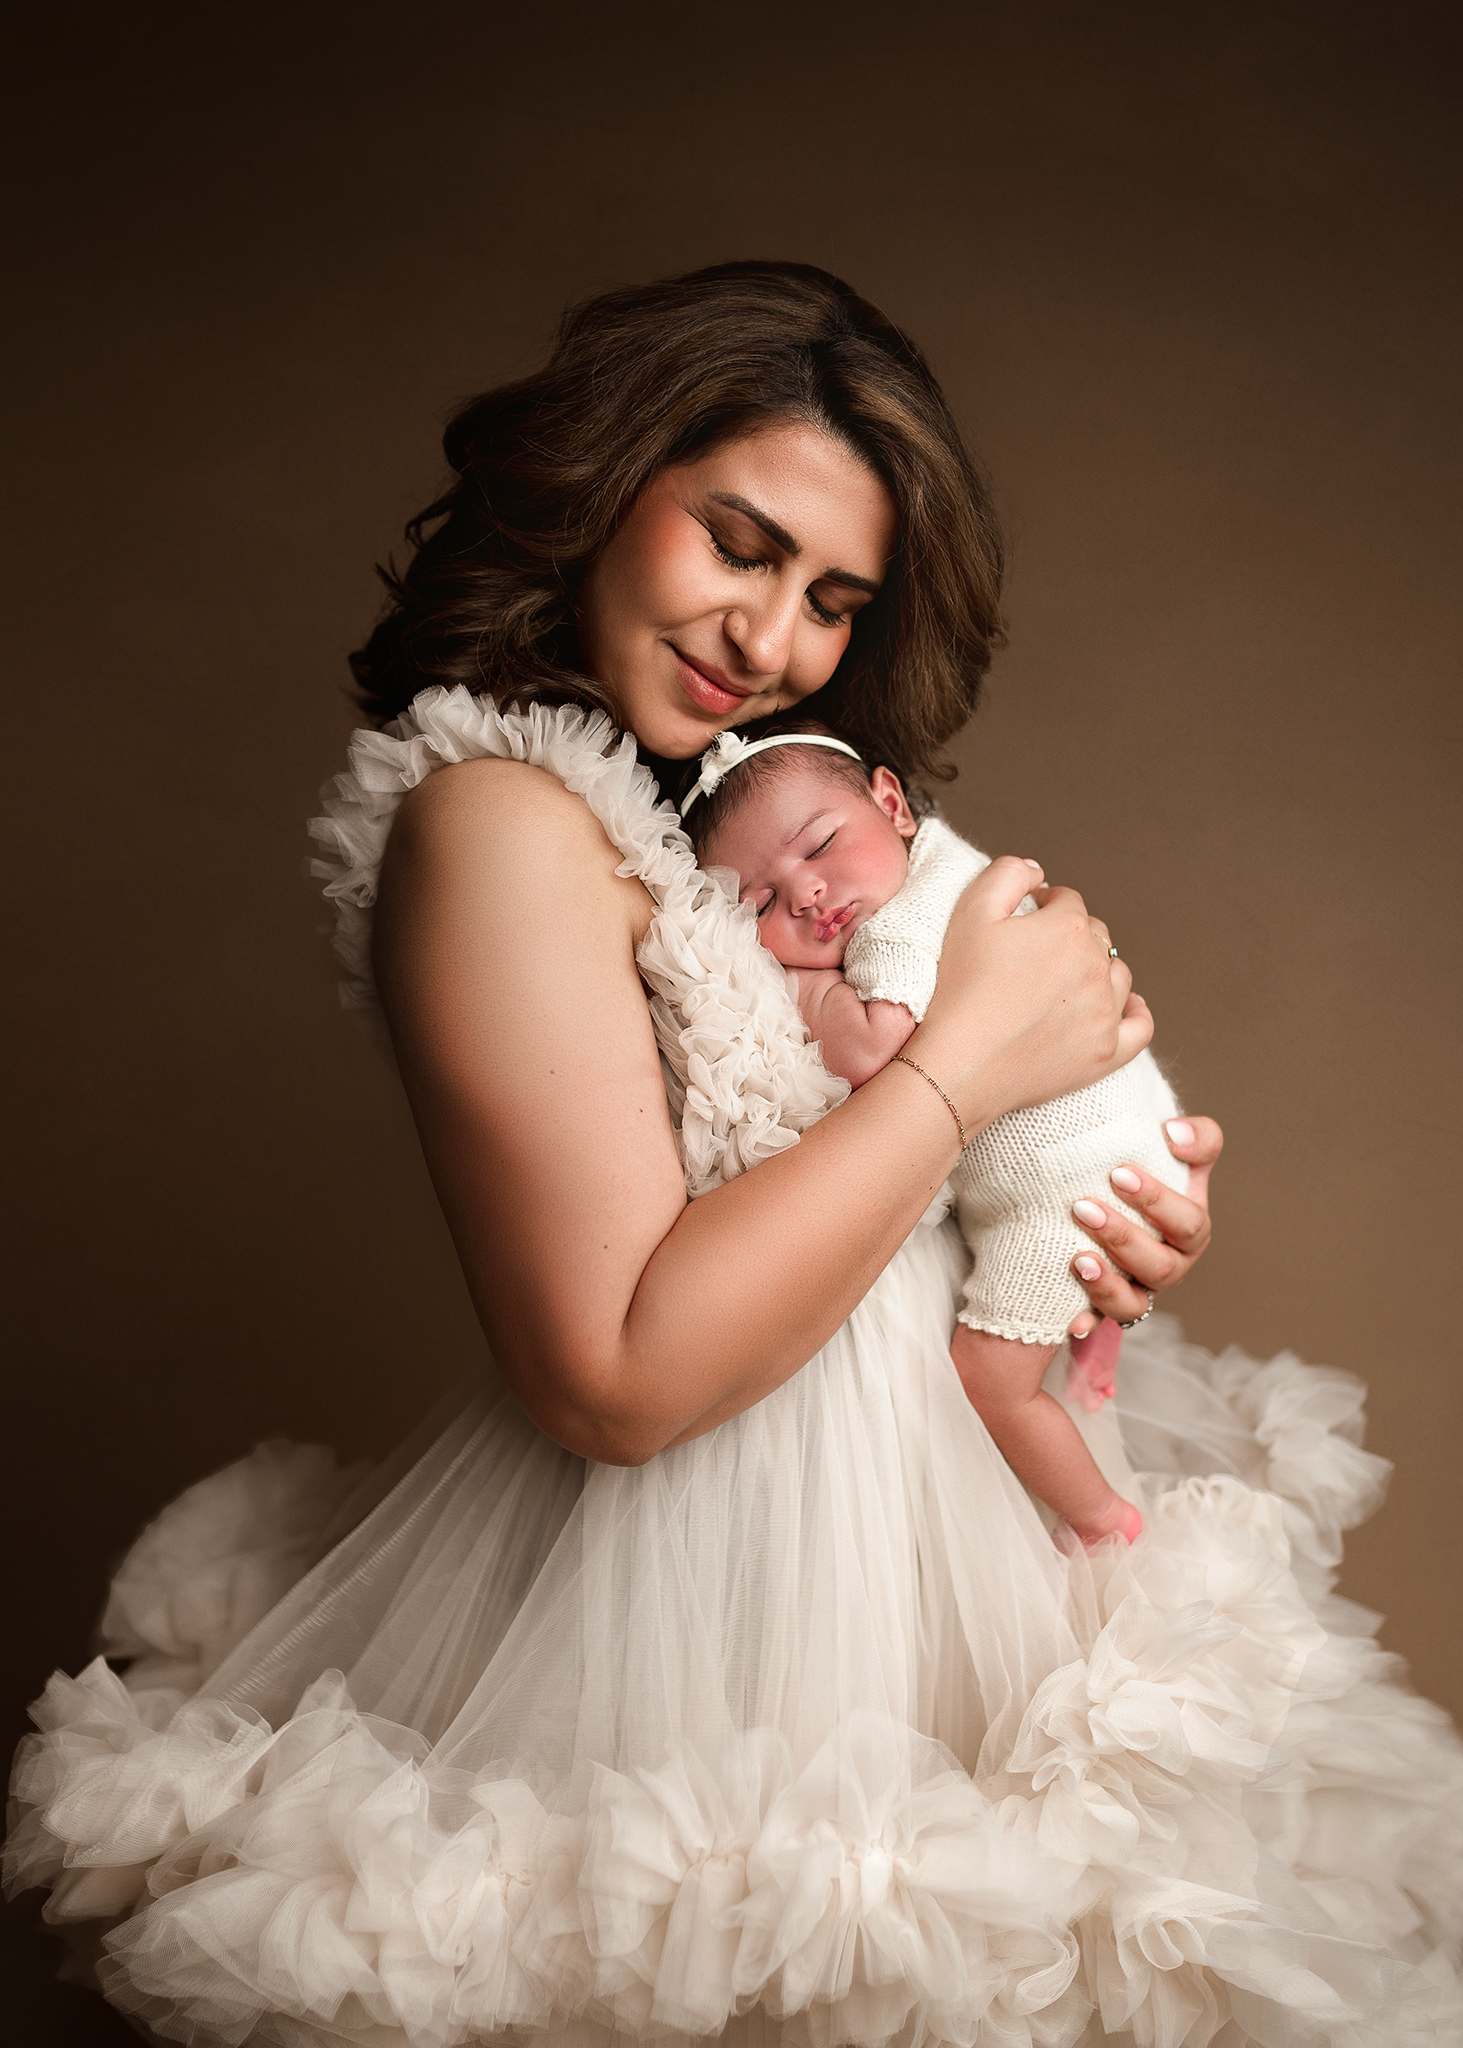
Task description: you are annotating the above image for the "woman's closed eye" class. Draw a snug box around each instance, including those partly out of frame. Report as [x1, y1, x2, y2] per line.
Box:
[710, 533, 766, 575]
[709, 532, 849, 628]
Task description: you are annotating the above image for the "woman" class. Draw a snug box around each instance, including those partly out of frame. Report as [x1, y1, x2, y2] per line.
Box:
[9, 264, 1460, 2046]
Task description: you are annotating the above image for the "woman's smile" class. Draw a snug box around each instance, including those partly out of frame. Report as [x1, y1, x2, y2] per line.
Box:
[669, 646, 757, 716]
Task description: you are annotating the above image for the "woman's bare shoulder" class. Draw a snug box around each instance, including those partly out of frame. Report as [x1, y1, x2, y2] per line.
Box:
[393, 756, 613, 850]
[381, 757, 653, 940]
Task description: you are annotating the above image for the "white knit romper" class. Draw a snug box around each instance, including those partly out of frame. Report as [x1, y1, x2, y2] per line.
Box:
[843, 817, 1188, 1345]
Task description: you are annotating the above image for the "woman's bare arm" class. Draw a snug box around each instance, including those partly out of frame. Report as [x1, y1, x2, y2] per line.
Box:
[374, 759, 1150, 1465]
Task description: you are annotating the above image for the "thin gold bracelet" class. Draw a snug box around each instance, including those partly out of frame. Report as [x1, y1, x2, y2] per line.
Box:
[892, 1053, 966, 1149]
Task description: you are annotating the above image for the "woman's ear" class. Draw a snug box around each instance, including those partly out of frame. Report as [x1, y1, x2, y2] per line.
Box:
[869, 765, 918, 838]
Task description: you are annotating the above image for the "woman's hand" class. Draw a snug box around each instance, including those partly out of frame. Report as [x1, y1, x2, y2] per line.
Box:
[1066, 1116, 1223, 1337]
[914, 857, 1153, 1133]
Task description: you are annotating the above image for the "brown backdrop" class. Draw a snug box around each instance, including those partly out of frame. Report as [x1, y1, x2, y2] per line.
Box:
[6, 2, 1460, 2030]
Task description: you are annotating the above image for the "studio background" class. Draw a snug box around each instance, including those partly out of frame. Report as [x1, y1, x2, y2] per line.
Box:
[6, 2, 1459, 2031]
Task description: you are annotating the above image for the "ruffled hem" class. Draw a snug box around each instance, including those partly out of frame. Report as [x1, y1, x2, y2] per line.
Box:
[97, 1441, 370, 1707]
[10, 1326, 1463, 2048]
[306, 689, 847, 1197]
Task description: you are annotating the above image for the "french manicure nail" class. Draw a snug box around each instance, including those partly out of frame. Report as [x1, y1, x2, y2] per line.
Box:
[1165, 1119, 1194, 1147]
[1075, 1256, 1103, 1281]
[1073, 1200, 1107, 1227]
[1110, 1167, 1142, 1194]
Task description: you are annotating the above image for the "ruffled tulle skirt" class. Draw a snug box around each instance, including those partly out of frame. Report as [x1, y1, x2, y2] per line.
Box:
[8, 1208, 1463, 2046]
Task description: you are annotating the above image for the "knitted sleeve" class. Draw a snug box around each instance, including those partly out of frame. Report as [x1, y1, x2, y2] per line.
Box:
[842, 817, 988, 1021]
[844, 814, 1189, 1347]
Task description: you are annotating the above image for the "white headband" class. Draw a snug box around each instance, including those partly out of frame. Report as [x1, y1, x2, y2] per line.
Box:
[678, 730, 865, 818]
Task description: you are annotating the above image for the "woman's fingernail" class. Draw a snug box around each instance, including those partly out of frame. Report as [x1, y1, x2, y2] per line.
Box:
[1022, 858, 1043, 871]
[1073, 1200, 1107, 1227]
[1075, 1256, 1103, 1281]
[1165, 1119, 1194, 1147]
[1110, 1167, 1142, 1194]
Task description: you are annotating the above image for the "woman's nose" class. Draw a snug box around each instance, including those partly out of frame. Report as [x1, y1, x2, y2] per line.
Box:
[724, 588, 799, 677]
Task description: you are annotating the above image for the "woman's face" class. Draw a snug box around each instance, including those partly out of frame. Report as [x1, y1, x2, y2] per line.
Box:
[576, 420, 898, 760]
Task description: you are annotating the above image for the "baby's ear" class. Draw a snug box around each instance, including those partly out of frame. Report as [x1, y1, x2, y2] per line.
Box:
[869, 765, 917, 837]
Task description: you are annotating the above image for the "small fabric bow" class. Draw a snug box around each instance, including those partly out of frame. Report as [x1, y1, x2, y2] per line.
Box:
[681, 729, 756, 815]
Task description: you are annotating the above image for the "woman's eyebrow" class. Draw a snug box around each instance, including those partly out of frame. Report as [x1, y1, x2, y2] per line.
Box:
[709, 491, 799, 554]
[708, 491, 881, 596]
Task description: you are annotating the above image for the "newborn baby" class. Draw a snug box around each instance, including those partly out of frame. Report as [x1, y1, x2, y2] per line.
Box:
[682, 725, 1188, 1546]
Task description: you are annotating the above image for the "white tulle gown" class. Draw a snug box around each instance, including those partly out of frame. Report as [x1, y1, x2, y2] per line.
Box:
[8, 691, 1463, 2048]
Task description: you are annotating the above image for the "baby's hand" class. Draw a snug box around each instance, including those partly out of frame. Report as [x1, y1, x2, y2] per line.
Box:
[788, 967, 849, 1032]
[788, 969, 915, 1089]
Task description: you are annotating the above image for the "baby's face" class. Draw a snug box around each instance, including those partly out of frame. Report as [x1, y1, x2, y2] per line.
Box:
[701, 759, 916, 969]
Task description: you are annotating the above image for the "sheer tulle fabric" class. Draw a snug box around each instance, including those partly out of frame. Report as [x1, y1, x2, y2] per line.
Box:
[9, 696, 1463, 2046]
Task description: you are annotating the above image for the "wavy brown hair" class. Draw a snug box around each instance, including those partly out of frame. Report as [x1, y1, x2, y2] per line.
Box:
[350, 260, 1004, 783]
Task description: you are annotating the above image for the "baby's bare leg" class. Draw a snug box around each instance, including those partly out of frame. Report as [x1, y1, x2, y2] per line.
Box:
[950, 1325, 1143, 1545]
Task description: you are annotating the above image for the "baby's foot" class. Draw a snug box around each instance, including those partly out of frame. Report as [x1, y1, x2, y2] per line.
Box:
[1069, 1496, 1144, 1548]
[1066, 1318, 1123, 1411]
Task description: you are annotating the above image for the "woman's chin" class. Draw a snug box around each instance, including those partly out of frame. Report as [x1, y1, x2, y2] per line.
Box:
[612, 665, 783, 761]
[618, 693, 734, 761]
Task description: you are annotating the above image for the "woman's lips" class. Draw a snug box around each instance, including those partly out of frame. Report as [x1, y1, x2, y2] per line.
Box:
[672, 648, 754, 716]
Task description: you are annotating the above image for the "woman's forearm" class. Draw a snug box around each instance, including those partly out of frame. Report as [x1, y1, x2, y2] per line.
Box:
[587, 1044, 971, 1460]
[560, 963, 1147, 1461]
[420, 1015, 978, 1466]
